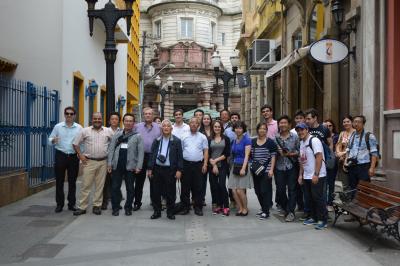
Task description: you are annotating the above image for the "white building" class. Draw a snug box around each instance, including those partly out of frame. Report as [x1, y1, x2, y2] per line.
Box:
[0, 0, 129, 126]
[139, 0, 242, 116]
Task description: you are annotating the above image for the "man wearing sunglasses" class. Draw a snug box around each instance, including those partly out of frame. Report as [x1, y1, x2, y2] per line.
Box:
[48, 106, 82, 213]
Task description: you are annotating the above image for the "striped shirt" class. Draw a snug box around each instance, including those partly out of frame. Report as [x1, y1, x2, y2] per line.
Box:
[73, 126, 113, 159]
[251, 138, 277, 171]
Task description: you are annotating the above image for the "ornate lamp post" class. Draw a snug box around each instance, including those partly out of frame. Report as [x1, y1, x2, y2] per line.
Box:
[154, 75, 173, 120]
[85, 0, 134, 123]
[331, 0, 344, 26]
[211, 50, 239, 110]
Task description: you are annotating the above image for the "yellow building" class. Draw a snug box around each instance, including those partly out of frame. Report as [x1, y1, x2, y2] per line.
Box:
[236, 0, 283, 133]
[116, 0, 141, 115]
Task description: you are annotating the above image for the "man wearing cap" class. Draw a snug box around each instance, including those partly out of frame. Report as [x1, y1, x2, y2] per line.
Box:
[296, 122, 328, 230]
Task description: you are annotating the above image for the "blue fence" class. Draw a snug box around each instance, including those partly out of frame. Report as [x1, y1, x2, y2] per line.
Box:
[0, 76, 60, 187]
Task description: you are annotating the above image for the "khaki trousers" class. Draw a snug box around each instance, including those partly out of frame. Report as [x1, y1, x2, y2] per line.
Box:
[78, 159, 107, 210]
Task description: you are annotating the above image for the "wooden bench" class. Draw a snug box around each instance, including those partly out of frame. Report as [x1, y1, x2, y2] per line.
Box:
[333, 181, 400, 243]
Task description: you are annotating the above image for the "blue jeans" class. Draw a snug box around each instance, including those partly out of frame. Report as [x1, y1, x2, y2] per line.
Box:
[274, 168, 297, 214]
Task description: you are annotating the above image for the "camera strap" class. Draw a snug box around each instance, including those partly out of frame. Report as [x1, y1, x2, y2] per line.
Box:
[349, 130, 364, 158]
[158, 137, 171, 158]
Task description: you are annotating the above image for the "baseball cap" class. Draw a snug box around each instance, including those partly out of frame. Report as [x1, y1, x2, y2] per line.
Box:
[295, 122, 308, 130]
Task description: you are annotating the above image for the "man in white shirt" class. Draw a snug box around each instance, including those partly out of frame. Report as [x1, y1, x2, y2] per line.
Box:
[172, 109, 190, 140]
[296, 122, 328, 230]
[179, 117, 209, 216]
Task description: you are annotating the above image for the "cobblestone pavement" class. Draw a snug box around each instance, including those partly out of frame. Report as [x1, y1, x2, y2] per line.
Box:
[0, 179, 399, 266]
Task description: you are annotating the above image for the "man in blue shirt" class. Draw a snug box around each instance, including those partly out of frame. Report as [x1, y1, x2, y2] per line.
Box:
[48, 106, 82, 213]
[346, 115, 379, 193]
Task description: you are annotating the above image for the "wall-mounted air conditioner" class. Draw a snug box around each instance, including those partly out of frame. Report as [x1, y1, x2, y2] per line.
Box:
[250, 39, 276, 69]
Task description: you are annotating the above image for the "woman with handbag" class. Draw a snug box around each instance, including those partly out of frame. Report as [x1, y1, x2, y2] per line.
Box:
[335, 116, 355, 190]
[208, 120, 231, 216]
[227, 121, 252, 216]
[251, 122, 277, 220]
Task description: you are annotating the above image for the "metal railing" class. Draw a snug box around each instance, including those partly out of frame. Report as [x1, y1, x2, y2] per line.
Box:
[0, 76, 60, 187]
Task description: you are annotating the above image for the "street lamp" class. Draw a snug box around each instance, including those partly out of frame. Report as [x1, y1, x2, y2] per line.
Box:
[116, 95, 126, 111]
[211, 50, 239, 110]
[85, 79, 99, 99]
[85, 0, 134, 125]
[154, 75, 173, 120]
[331, 0, 344, 26]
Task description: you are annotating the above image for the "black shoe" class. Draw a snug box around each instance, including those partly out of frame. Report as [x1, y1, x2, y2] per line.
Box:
[73, 209, 86, 216]
[101, 203, 108, 210]
[167, 214, 175, 220]
[92, 207, 101, 215]
[125, 209, 132, 216]
[68, 205, 77, 211]
[133, 204, 141, 211]
[178, 209, 190, 215]
[194, 209, 203, 216]
[55, 206, 63, 213]
[112, 210, 119, 216]
[150, 212, 161, 219]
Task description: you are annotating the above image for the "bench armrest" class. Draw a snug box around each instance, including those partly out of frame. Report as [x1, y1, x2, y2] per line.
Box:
[334, 189, 357, 203]
[384, 205, 400, 223]
[366, 207, 388, 223]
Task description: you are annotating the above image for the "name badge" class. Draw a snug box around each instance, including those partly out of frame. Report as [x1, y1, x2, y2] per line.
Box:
[121, 143, 128, 149]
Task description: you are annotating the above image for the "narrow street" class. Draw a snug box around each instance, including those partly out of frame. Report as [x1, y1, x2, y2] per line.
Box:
[0, 180, 399, 266]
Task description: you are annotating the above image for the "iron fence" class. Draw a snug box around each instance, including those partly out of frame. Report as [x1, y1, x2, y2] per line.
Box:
[0, 76, 60, 186]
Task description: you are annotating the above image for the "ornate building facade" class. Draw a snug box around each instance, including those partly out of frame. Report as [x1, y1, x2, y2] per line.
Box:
[140, 0, 242, 118]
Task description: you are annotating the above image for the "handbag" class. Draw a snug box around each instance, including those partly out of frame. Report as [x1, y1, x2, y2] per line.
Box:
[250, 161, 266, 176]
[233, 163, 248, 176]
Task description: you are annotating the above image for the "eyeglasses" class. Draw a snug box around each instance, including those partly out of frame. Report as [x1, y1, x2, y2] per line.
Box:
[65, 112, 75, 116]
[327, 124, 333, 128]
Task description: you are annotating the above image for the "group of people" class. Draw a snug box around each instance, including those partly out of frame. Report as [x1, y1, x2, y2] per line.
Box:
[49, 104, 379, 229]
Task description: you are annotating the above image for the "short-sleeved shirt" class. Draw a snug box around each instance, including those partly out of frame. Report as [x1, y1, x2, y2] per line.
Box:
[274, 132, 300, 171]
[172, 123, 190, 140]
[347, 131, 378, 164]
[182, 132, 208, 162]
[73, 126, 113, 159]
[232, 134, 252, 164]
[300, 135, 327, 179]
[309, 124, 330, 145]
[135, 122, 161, 153]
[251, 138, 277, 171]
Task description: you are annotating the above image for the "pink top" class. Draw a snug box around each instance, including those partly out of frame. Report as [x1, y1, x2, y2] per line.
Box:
[267, 119, 278, 139]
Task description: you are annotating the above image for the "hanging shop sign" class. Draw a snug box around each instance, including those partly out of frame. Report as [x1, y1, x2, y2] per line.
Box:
[309, 39, 349, 64]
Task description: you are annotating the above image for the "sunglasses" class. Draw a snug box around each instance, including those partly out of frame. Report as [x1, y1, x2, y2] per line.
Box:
[65, 112, 75, 116]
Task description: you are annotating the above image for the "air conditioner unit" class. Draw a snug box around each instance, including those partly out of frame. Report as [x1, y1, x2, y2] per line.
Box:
[251, 39, 276, 69]
[246, 48, 253, 70]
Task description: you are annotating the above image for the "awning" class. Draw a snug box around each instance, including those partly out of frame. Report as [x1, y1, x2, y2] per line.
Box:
[0, 56, 18, 72]
[265, 46, 310, 79]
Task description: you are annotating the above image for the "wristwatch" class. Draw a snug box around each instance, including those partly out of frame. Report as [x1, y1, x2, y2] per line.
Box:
[314, 172, 319, 176]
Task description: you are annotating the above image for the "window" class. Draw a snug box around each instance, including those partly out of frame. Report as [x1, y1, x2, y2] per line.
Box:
[180, 18, 193, 39]
[154, 20, 161, 39]
[211, 22, 216, 43]
[221, 32, 225, 45]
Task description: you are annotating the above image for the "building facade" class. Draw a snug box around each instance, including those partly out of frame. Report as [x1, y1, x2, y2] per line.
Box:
[0, 0, 132, 126]
[139, 0, 242, 118]
[237, 0, 399, 186]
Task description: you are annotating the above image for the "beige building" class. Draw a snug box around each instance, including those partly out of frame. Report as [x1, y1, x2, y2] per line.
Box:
[139, 0, 242, 118]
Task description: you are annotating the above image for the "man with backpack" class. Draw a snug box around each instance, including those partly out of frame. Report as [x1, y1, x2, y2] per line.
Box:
[297, 122, 328, 230]
[345, 115, 379, 194]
